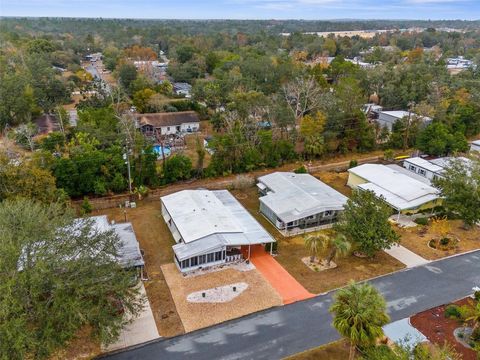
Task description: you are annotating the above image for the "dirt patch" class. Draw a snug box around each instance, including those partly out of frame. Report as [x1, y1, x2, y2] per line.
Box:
[301, 257, 337, 272]
[313, 171, 352, 197]
[397, 221, 480, 260]
[232, 187, 405, 294]
[94, 201, 184, 337]
[161, 263, 282, 332]
[48, 326, 100, 360]
[410, 298, 478, 360]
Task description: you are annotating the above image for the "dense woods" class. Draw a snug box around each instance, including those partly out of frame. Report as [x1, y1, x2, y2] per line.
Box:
[1, 18, 480, 199]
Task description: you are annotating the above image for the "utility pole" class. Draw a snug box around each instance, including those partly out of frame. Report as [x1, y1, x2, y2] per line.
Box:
[403, 101, 415, 152]
[124, 143, 132, 194]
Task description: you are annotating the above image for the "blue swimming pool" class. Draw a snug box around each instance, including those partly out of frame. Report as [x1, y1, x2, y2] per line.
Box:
[153, 145, 171, 158]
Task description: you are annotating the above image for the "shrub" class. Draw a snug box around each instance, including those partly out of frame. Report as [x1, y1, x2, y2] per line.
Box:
[414, 217, 429, 226]
[80, 197, 93, 214]
[445, 304, 461, 319]
[440, 237, 450, 246]
[294, 165, 308, 174]
[472, 327, 480, 341]
[349, 159, 358, 168]
[384, 149, 394, 161]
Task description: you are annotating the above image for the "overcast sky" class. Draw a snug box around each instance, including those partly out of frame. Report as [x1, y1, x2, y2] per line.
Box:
[1, 0, 479, 20]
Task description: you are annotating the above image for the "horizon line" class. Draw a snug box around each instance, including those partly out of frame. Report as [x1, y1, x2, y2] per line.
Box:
[1, 16, 480, 22]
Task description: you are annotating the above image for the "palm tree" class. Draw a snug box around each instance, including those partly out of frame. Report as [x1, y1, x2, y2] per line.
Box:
[330, 282, 390, 360]
[466, 301, 480, 339]
[304, 234, 322, 263]
[322, 234, 351, 267]
[304, 233, 351, 266]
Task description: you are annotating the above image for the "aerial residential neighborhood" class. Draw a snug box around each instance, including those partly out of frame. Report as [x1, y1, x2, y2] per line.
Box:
[1, 3, 480, 360]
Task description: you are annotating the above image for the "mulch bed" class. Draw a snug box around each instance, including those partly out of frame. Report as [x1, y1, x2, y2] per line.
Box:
[410, 298, 478, 360]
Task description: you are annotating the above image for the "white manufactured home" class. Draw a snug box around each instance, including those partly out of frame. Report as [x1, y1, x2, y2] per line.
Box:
[257, 172, 348, 236]
[471, 140, 480, 153]
[403, 156, 474, 184]
[347, 164, 441, 216]
[161, 190, 275, 273]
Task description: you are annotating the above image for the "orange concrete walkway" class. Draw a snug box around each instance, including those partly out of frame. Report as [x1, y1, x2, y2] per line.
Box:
[243, 245, 315, 305]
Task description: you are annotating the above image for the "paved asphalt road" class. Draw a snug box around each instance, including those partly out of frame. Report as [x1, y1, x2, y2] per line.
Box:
[85, 63, 111, 94]
[102, 250, 480, 360]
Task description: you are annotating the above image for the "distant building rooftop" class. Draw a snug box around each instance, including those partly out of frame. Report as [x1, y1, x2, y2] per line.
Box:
[135, 111, 199, 128]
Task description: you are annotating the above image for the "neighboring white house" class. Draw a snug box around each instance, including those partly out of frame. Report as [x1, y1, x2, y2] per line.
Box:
[377, 110, 432, 132]
[403, 156, 474, 183]
[17, 215, 145, 276]
[471, 140, 480, 153]
[257, 172, 348, 235]
[135, 111, 200, 136]
[161, 190, 275, 273]
[402, 157, 445, 182]
[347, 164, 441, 215]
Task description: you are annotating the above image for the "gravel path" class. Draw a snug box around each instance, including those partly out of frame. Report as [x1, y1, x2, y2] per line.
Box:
[187, 283, 248, 303]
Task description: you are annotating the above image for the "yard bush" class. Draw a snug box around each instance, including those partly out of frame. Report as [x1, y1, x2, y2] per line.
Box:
[414, 217, 428, 226]
[445, 304, 462, 319]
[294, 165, 308, 174]
[80, 196, 93, 214]
[348, 159, 358, 168]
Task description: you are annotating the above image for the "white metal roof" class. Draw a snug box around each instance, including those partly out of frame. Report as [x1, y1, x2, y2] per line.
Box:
[349, 164, 440, 211]
[161, 190, 242, 244]
[379, 111, 431, 122]
[111, 222, 145, 268]
[257, 172, 348, 223]
[379, 110, 410, 119]
[162, 190, 275, 261]
[429, 156, 472, 169]
[403, 157, 444, 173]
[81, 216, 144, 268]
[472, 140, 480, 145]
[17, 216, 144, 271]
[386, 164, 431, 184]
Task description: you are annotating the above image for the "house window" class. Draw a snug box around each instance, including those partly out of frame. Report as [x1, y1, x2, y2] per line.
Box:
[306, 215, 315, 220]
[198, 255, 206, 265]
[176, 125, 181, 132]
[181, 260, 189, 268]
[207, 253, 214, 263]
[418, 169, 426, 176]
[191, 257, 198, 266]
[324, 211, 333, 217]
[215, 251, 222, 261]
[409, 165, 416, 172]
